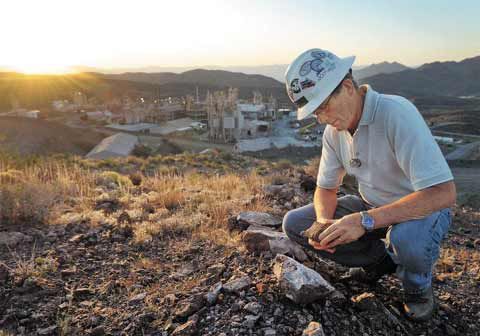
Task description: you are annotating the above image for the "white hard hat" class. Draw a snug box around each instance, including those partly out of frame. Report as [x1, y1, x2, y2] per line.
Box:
[285, 49, 355, 120]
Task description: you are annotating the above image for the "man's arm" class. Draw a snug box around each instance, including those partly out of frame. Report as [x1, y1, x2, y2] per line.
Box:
[313, 186, 338, 220]
[315, 180, 456, 249]
[367, 180, 456, 229]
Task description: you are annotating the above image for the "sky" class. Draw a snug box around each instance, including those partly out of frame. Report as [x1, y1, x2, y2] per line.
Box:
[1, 0, 479, 74]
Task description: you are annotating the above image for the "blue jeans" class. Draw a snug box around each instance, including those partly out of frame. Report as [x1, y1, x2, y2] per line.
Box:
[282, 195, 452, 293]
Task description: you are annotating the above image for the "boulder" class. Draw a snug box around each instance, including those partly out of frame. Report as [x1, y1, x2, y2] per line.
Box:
[273, 254, 335, 304]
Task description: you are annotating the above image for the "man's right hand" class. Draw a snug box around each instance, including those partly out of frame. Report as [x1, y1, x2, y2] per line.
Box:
[301, 218, 337, 253]
[301, 218, 336, 241]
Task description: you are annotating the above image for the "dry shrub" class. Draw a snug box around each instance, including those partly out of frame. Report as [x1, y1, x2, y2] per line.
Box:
[266, 172, 290, 185]
[96, 171, 133, 188]
[0, 170, 24, 184]
[274, 159, 293, 171]
[0, 182, 57, 225]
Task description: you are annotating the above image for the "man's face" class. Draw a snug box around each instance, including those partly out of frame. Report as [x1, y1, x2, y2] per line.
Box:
[313, 80, 358, 131]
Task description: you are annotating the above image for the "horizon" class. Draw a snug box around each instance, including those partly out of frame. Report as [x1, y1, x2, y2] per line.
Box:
[2, 0, 479, 75]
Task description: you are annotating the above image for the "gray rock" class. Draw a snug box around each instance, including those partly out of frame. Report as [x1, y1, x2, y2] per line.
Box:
[207, 263, 225, 276]
[273, 254, 335, 304]
[243, 315, 260, 329]
[264, 185, 295, 201]
[128, 292, 147, 305]
[37, 325, 57, 335]
[243, 301, 262, 315]
[264, 327, 277, 336]
[302, 322, 325, 336]
[223, 276, 252, 294]
[205, 282, 223, 305]
[0, 232, 32, 246]
[237, 211, 282, 228]
[242, 228, 308, 261]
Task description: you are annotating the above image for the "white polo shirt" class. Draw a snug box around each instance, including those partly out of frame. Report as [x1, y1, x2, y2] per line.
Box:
[317, 85, 454, 207]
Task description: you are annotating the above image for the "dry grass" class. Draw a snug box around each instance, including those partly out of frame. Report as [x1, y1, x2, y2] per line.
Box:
[1, 152, 275, 248]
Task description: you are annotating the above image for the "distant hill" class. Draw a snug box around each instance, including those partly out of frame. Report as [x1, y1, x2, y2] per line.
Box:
[0, 117, 105, 155]
[103, 69, 284, 89]
[353, 62, 410, 80]
[361, 56, 480, 97]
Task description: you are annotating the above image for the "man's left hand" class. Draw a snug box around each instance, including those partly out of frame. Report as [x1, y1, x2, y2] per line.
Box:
[315, 213, 366, 249]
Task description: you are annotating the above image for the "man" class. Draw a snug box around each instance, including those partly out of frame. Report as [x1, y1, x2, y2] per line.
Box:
[282, 48, 456, 321]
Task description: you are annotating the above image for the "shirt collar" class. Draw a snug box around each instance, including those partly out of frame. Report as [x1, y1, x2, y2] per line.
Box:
[358, 84, 379, 126]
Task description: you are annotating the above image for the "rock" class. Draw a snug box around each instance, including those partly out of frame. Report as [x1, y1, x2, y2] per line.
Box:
[69, 234, 85, 243]
[129, 292, 147, 305]
[170, 264, 197, 280]
[237, 211, 282, 228]
[241, 228, 308, 261]
[243, 315, 260, 329]
[90, 326, 106, 336]
[223, 276, 252, 294]
[264, 185, 295, 201]
[0, 264, 9, 284]
[302, 322, 325, 336]
[273, 254, 335, 304]
[171, 319, 197, 336]
[37, 325, 57, 335]
[205, 282, 223, 305]
[175, 294, 205, 318]
[0, 231, 32, 246]
[351, 292, 378, 311]
[243, 302, 262, 315]
[264, 328, 277, 336]
[73, 288, 94, 299]
[207, 263, 225, 276]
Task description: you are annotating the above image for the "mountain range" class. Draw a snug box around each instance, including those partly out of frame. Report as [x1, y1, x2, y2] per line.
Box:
[1, 55, 479, 112]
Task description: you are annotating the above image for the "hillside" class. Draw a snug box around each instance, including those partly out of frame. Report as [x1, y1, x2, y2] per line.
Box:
[0, 152, 478, 335]
[353, 62, 410, 80]
[362, 56, 480, 97]
[0, 117, 105, 155]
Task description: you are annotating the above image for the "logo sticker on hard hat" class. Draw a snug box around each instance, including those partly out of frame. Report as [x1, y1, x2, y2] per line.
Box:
[290, 78, 301, 94]
[300, 78, 315, 90]
[298, 50, 337, 80]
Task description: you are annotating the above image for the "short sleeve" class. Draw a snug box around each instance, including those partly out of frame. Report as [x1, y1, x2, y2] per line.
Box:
[385, 98, 453, 191]
[317, 127, 346, 189]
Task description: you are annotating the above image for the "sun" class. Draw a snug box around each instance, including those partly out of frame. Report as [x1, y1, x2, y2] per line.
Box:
[11, 60, 74, 75]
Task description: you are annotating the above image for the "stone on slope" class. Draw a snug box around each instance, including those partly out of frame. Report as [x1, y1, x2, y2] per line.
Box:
[237, 212, 282, 228]
[302, 322, 325, 336]
[273, 254, 335, 304]
[223, 276, 252, 294]
[241, 228, 308, 262]
[0, 232, 32, 246]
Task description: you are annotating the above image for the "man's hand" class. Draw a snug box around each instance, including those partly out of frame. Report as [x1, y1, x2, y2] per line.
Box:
[316, 213, 366, 249]
[301, 218, 337, 253]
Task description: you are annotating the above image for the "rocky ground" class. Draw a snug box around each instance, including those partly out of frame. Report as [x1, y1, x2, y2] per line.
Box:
[0, 152, 479, 336]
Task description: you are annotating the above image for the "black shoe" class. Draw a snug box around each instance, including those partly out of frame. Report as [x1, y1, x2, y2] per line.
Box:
[344, 254, 397, 285]
[403, 286, 436, 322]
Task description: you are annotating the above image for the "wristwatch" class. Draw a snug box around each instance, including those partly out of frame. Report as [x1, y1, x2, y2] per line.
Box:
[360, 211, 375, 232]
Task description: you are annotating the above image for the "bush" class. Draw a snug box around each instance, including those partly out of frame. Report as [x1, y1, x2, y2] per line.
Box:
[132, 144, 153, 158]
[96, 171, 133, 188]
[0, 183, 56, 225]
